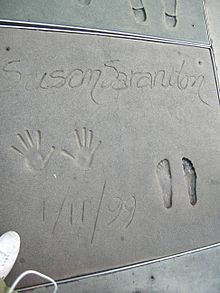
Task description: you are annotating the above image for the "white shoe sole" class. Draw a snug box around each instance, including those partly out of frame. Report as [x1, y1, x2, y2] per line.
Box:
[0, 231, 20, 279]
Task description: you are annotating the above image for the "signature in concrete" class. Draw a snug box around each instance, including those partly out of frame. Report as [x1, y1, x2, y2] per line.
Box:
[1, 59, 207, 106]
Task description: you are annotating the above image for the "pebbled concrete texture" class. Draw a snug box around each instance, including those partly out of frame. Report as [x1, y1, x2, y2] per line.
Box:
[0, 0, 209, 44]
[0, 26, 219, 288]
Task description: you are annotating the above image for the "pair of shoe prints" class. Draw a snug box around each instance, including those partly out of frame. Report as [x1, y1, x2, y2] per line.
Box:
[157, 158, 197, 209]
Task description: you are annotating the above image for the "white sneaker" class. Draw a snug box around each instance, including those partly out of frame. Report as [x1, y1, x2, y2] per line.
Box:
[0, 231, 20, 279]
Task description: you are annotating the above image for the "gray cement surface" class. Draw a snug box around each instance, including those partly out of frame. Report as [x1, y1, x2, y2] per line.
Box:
[205, 0, 220, 75]
[0, 27, 219, 287]
[27, 244, 220, 293]
[0, 0, 209, 44]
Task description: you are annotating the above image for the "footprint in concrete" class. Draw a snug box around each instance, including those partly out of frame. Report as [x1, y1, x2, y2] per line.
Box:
[164, 0, 177, 28]
[182, 158, 197, 206]
[78, 0, 92, 6]
[130, 0, 147, 23]
[156, 159, 172, 208]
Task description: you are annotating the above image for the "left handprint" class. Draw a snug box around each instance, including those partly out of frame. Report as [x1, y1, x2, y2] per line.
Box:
[11, 130, 55, 171]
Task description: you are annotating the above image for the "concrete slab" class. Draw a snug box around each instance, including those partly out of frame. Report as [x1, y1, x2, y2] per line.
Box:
[205, 0, 220, 75]
[0, 27, 219, 287]
[0, 0, 209, 44]
[29, 244, 220, 293]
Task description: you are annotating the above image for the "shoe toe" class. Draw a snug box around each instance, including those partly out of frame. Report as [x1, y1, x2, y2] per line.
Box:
[0, 231, 20, 253]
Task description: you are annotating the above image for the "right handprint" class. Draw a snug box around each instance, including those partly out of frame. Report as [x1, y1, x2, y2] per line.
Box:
[61, 127, 101, 171]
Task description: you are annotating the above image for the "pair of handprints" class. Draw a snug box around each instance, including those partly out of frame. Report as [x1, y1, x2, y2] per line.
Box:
[11, 128, 101, 171]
